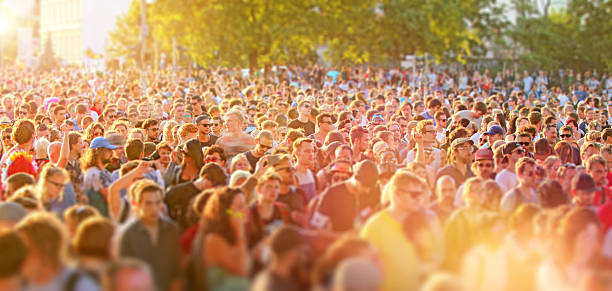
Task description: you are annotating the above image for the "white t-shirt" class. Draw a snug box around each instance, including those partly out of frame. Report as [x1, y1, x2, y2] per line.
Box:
[495, 169, 519, 194]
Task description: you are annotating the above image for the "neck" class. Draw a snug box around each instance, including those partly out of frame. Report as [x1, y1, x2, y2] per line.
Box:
[270, 258, 293, 278]
[31, 263, 61, 285]
[142, 216, 158, 227]
[386, 205, 407, 221]
[296, 162, 308, 173]
[181, 164, 198, 181]
[454, 160, 467, 173]
[299, 115, 308, 122]
[258, 199, 274, 217]
[198, 133, 210, 142]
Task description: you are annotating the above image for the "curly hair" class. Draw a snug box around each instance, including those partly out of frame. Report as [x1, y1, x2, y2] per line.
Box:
[84, 122, 104, 141]
[199, 187, 244, 245]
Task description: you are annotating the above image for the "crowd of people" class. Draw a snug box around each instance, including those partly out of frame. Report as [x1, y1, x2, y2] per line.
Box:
[0, 66, 611, 291]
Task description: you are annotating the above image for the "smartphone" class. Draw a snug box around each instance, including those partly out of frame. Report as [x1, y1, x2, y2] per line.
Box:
[268, 155, 280, 166]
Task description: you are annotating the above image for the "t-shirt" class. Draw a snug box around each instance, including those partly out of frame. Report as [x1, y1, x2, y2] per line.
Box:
[22, 267, 100, 291]
[495, 169, 519, 194]
[452, 110, 483, 130]
[245, 150, 261, 172]
[199, 134, 219, 148]
[277, 187, 307, 212]
[83, 167, 112, 216]
[436, 164, 474, 188]
[311, 182, 379, 232]
[360, 210, 419, 291]
[288, 119, 315, 136]
[295, 169, 317, 202]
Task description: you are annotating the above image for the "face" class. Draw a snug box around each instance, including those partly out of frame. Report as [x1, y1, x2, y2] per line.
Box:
[436, 180, 456, 201]
[234, 158, 251, 172]
[297, 142, 315, 168]
[55, 110, 66, 123]
[474, 159, 495, 179]
[574, 189, 595, 207]
[423, 124, 436, 142]
[206, 152, 224, 167]
[158, 148, 171, 165]
[255, 137, 273, 156]
[258, 179, 280, 202]
[225, 114, 242, 133]
[230, 194, 249, 225]
[319, 116, 334, 132]
[518, 164, 537, 187]
[589, 163, 607, 187]
[198, 118, 212, 134]
[517, 136, 533, 152]
[147, 124, 160, 140]
[101, 148, 113, 164]
[546, 127, 557, 143]
[93, 127, 104, 139]
[42, 173, 67, 200]
[560, 130, 572, 142]
[300, 102, 312, 116]
[139, 106, 150, 119]
[392, 180, 426, 212]
[106, 111, 117, 124]
[138, 190, 162, 224]
[116, 125, 128, 138]
[455, 143, 473, 163]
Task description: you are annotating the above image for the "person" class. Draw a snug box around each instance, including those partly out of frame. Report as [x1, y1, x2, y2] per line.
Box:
[311, 113, 335, 145]
[0, 228, 28, 291]
[142, 119, 160, 144]
[101, 259, 156, 291]
[1, 119, 37, 183]
[82, 137, 116, 216]
[72, 217, 115, 283]
[500, 157, 539, 214]
[216, 109, 255, 160]
[436, 137, 474, 187]
[165, 162, 227, 231]
[495, 142, 526, 193]
[293, 138, 317, 201]
[4, 172, 35, 199]
[585, 155, 611, 206]
[430, 175, 457, 222]
[331, 257, 383, 291]
[451, 101, 487, 129]
[288, 100, 315, 136]
[251, 226, 304, 291]
[272, 155, 308, 216]
[196, 115, 218, 147]
[361, 170, 436, 291]
[117, 179, 181, 291]
[245, 130, 274, 172]
[164, 139, 204, 190]
[37, 163, 75, 215]
[312, 160, 380, 232]
[349, 126, 369, 162]
[570, 173, 599, 208]
[17, 212, 100, 291]
[199, 186, 250, 291]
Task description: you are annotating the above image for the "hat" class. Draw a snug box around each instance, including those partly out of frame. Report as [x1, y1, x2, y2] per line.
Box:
[572, 173, 598, 192]
[354, 160, 379, 188]
[200, 163, 227, 187]
[502, 142, 521, 156]
[474, 149, 494, 161]
[180, 139, 204, 169]
[0, 202, 27, 223]
[105, 133, 126, 148]
[270, 225, 303, 256]
[330, 160, 352, 174]
[324, 141, 343, 156]
[534, 139, 553, 159]
[484, 125, 504, 136]
[451, 137, 474, 149]
[90, 137, 118, 150]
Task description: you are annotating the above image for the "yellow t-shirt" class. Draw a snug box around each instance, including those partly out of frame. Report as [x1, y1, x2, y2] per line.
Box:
[360, 210, 420, 291]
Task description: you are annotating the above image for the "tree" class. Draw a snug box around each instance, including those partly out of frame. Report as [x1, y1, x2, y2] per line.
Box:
[39, 33, 56, 71]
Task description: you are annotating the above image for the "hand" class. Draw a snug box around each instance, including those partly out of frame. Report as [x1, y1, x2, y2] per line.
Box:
[135, 161, 154, 175]
[412, 131, 423, 145]
[254, 155, 271, 177]
[61, 123, 72, 134]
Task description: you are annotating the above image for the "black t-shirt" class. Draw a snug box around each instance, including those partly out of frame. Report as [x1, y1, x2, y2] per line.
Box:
[314, 182, 380, 232]
[288, 119, 315, 136]
[245, 150, 260, 173]
[199, 134, 219, 148]
[164, 182, 200, 231]
[277, 187, 307, 212]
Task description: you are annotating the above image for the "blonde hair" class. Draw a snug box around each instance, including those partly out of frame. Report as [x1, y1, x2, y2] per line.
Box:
[462, 177, 485, 207]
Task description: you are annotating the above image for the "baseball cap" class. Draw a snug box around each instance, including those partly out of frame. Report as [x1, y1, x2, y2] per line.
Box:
[474, 149, 494, 161]
[502, 142, 522, 156]
[90, 137, 118, 150]
[0, 202, 27, 224]
[180, 139, 204, 169]
[451, 137, 474, 149]
[354, 160, 379, 188]
[572, 173, 598, 192]
[484, 125, 504, 136]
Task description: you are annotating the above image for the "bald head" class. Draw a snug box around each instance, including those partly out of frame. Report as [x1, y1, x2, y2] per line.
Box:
[436, 175, 457, 201]
[47, 142, 62, 163]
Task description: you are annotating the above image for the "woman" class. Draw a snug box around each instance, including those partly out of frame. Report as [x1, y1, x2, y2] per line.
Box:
[84, 122, 104, 142]
[200, 187, 250, 291]
[162, 120, 179, 146]
[398, 102, 413, 122]
[72, 217, 115, 281]
[230, 153, 252, 174]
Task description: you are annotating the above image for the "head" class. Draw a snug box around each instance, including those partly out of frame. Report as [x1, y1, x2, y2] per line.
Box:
[0, 229, 27, 288]
[37, 164, 69, 204]
[435, 175, 457, 202]
[462, 177, 486, 208]
[201, 187, 248, 245]
[131, 180, 163, 225]
[293, 138, 315, 169]
[254, 130, 274, 156]
[586, 155, 607, 188]
[386, 170, 430, 212]
[224, 109, 245, 133]
[73, 217, 114, 261]
[516, 157, 537, 188]
[256, 173, 282, 203]
[102, 259, 155, 291]
[16, 212, 67, 278]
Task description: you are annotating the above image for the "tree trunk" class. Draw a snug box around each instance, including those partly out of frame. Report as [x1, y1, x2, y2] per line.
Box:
[248, 51, 258, 76]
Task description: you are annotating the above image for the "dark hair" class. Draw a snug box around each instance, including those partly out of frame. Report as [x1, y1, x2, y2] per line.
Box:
[0, 229, 27, 278]
[537, 179, 569, 209]
[200, 187, 244, 245]
[125, 139, 144, 161]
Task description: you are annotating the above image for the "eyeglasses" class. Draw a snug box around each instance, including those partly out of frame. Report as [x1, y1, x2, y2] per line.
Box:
[512, 148, 526, 155]
[438, 118, 447, 122]
[107, 115, 117, 119]
[560, 134, 572, 138]
[206, 157, 218, 163]
[457, 145, 472, 151]
[184, 114, 192, 118]
[276, 166, 296, 172]
[19, 111, 27, 115]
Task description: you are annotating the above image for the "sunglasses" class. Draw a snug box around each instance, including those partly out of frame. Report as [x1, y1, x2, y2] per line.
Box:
[184, 115, 192, 118]
[206, 157, 218, 163]
[512, 148, 526, 155]
[200, 123, 212, 127]
[19, 111, 27, 115]
[560, 134, 572, 138]
[476, 162, 494, 168]
[107, 115, 117, 119]
[518, 141, 531, 146]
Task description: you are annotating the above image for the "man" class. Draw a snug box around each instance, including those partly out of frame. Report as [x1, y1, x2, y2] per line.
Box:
[434, 111, 448, 145]
[164, 139, 204, 190]
[430, 175, 457, 222]
[155, 142, 172, 174]
[65, 132, 85, 198]
[451, 101, 487, 129]
[53, 105, 67, 129]
[311, 113, 335, 144]
[455, 148, 495, 207]
[17, 212, 99, 290]
[420, 98, 442, 125]
[0, 229, 27, 290]
[571, 173, 598, 208]
[293, 138, 317, 201]
[273, 155, 308, 215]
[483, 125, 504, 149]
[500, 157, 538, 214]
[216, 109, 255, 160]
[586, 155, 611, 206]
[245, 130, 274, 171]
[102, 108, 118, 129]
[111, 138, 165, 188]
[102, 259, 156, 291]
[436, 137, 474, 188]
[495, 142, 526, 193]
[311, 160, 380, 232]
[82, 137, 116, 216]
[349, 126, 369, 162]
[544, 124, 558, 145]
[142, 119, 160, 144]
[407, 120, 443, 173]
[190, 96, 205, 116]
[195, 115, 218, 147]
[252, 226, 304, 291]
[288, 100, 315, 136]
[117, 180, 181, 291]
[516, 132, 534, 154]
[559, 125, 581, 164]
[165, 163, 227, 230]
